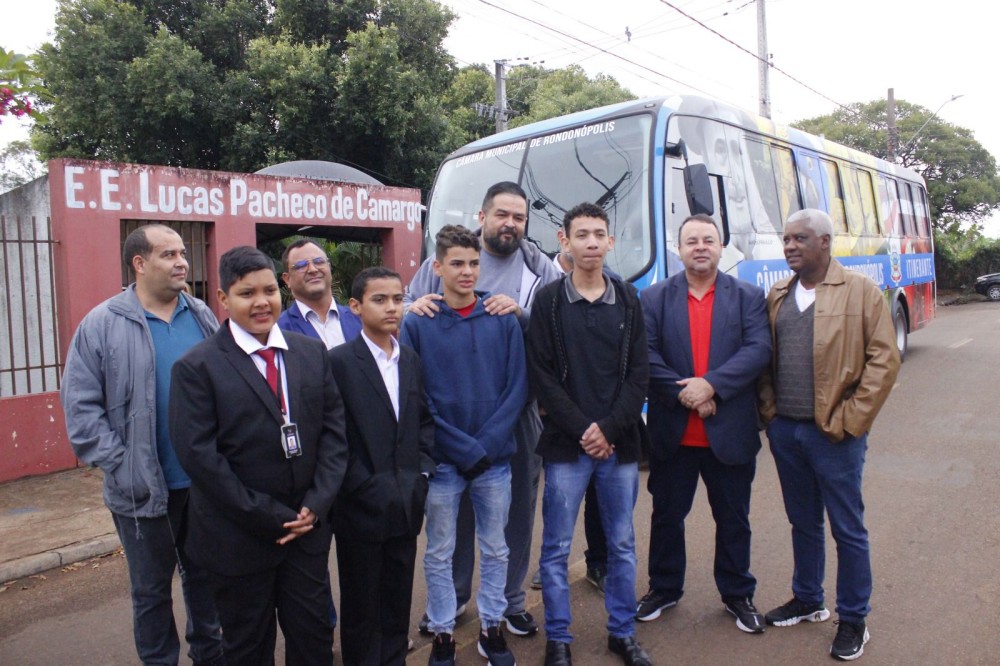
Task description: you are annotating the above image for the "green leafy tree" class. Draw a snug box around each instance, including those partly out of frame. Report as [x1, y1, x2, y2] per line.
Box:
[0, 140, 45, 192]
[32, 0, 457, 190]
[794, 100, 1000, 231]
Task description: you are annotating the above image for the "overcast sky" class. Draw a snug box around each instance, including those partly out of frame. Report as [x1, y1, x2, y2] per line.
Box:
[4, 0, 996, 234]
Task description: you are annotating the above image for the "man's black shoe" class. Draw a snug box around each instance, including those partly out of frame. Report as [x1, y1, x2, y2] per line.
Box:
[545, 640, 572, 666]
[428, 633, 456, 666]
[585, 566, 607, 594]
[503, 610, 539, 636]
[830, 620, 870, 661]
[418, 603, 468, 635]
[608, 635, 652, 666]
[724, 597, 765, 634]
[765, 597, 831, 627]
[635, 589, 677, 622]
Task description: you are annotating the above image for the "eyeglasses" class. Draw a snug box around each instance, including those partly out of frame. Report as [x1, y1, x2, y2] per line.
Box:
[290, 256, 329, 272]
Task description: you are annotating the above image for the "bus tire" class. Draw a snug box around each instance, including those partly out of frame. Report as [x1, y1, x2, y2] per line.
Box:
[892, 303, 908, 362]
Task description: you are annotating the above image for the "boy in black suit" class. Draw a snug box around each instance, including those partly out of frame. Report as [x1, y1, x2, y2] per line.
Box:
[329, 266, 436, 665]
[170, 246, 347, 666]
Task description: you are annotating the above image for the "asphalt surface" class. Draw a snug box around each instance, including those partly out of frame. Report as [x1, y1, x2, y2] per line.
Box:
[2, 298, 999, 664]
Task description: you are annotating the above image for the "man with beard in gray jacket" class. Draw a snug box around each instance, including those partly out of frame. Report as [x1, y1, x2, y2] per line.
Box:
[61, 224, 223, 666]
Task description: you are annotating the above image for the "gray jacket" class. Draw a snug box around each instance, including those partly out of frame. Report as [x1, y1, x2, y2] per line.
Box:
[404, 237, 561, 327]
[61, 286, 219, 517]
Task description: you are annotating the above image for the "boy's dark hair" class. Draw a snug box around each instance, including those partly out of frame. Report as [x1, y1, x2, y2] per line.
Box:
[280, 238, 324, 271]
[219, 246, 274, 292]
[122, 224, 175, 267]
[482, 181, 527, 211]
[562, 202, 609, 233]
[351, 266, 402, 301]
[435, 224, 480, 261]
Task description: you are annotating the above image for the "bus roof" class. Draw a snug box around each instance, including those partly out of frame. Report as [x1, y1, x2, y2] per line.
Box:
[445, 95, 924, 185]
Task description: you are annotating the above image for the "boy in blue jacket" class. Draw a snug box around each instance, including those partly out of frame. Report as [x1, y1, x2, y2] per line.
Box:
[401, 224, 528, 666]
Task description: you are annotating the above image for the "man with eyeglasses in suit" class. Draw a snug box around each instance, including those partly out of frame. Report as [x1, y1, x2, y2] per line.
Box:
[278, 239, 362, 348]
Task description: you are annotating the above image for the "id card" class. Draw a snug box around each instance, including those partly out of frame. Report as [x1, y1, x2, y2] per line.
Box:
[281, 423, 302, 458]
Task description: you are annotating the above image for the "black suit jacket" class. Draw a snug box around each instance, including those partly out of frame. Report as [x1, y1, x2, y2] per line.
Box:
[169, 323, 348, 576]
[328, 335, 435, 543]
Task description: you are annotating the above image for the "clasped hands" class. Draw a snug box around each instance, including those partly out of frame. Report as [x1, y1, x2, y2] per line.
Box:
[277, 506, 316, 545]
[677, 377, 716, 419]
[581, 422, 614, 461]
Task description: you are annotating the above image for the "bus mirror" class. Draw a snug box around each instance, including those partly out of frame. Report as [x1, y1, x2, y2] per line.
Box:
[684, 164, 714, 216]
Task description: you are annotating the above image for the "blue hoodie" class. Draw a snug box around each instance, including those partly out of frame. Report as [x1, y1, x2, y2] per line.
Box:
[400, 292, 528, 471]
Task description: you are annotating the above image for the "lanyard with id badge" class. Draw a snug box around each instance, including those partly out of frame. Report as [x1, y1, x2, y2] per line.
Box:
[273, 353, 302, 459]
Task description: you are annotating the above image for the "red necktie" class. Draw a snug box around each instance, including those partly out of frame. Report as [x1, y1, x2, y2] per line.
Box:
[255, 347, 278, 396]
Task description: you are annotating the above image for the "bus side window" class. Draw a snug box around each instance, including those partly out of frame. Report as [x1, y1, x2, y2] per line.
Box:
[797, 153, 824, 210]
[771, 144, 800, 226]
[899, 182, 917, 238]
[744, 138, 782, 232]
[879, 176, 903, 236]
[914, 187, 931, 238]
[818, 158, 848, 233]
[843, 167, 866, 237]
[856, 168, 879, 235]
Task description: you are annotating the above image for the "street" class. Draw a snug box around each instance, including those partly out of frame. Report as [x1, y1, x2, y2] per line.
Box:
[2, 299, 999, 664]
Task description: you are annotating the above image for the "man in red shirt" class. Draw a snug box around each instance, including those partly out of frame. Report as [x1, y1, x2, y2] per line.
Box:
[636, 214, 772, 633]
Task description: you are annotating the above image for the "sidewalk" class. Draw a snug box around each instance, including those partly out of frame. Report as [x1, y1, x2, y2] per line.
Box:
[0, 467, 120, 584]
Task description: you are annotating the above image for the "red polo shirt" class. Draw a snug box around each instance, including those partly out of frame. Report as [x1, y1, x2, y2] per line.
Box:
[681, 284, 714, 447]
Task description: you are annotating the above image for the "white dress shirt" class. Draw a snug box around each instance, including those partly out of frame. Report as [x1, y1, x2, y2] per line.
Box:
[296, 300, 346, 349]
[361, 331, 401, 420]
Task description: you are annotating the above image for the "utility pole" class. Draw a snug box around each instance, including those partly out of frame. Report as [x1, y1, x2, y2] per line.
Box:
[494, 59, 508, 133]
[887, 88, 897, 162]
[757, 0, 771, 118]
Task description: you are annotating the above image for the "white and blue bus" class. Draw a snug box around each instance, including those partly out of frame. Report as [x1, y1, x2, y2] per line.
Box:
[425, 95, 935, 356]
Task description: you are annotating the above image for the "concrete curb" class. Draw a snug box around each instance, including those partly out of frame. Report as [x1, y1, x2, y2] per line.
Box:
[0, 533, 121, 584]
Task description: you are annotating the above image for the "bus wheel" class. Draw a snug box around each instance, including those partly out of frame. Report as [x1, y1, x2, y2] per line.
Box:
[892, 304, 908, 361]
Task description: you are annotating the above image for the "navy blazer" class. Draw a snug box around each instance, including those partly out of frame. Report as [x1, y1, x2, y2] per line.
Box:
[640, 271, 771, 465]
[277, 300, 362, 344]
[328, 335, 435, 542]
[169, 325, 348, 576]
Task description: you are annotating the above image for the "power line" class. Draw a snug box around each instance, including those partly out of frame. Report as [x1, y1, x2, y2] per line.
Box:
[656, 0, 858, 116]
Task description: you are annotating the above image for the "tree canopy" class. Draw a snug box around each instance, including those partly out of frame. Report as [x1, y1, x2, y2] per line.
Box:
[794, 99, 1000, 232]
[29, 0, 634, 192]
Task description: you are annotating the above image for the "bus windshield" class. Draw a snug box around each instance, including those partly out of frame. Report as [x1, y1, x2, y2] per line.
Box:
[426, 113, 654, 280]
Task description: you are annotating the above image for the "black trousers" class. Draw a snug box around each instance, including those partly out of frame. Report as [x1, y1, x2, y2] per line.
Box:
[647, 445, 757, 601]
[208, 542, 333, 666]
[336, 533, 418, 666]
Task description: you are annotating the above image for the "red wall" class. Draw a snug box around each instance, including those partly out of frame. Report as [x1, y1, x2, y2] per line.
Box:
[0, 393, 77, 483]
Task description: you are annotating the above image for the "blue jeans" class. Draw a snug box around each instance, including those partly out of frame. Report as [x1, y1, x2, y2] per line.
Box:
[767, 417, 871, 623]
[424, 461, 512, 634]
[112, 489, 223, 665]
[450, 404, 543, 615]
[540, 454, 639, 644]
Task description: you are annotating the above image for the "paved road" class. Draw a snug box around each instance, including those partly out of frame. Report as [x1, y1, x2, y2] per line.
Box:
[2, 300, 999, 664]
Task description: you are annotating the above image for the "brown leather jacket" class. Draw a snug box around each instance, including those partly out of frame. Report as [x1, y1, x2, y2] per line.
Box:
[758, 259, 900, 442]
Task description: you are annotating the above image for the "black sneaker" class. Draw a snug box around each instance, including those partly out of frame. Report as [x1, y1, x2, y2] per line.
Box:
[831, 620, 869, 661]
[723, 597, 765, 634]
[635, 589, 677, 622]
[765, 597, 831, 627]
[478, 624, 516, 666]
[607, 635, 652, 666]
[586, 566, 607, 594]
[418, 603, 468, 635]
[545, 640, 572, 666]
[504, 610, 538, 636]
[428, 633, 456, 666]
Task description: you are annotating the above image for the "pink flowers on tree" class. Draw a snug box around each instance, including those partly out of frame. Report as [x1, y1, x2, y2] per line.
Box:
[1, 48, 42, 125]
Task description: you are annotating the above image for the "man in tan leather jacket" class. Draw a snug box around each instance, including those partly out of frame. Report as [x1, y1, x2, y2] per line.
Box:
[757, 209, 899, 662]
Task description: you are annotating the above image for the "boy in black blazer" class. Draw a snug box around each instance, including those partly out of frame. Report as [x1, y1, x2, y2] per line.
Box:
[328, 267, 435, 665]
[170, 246, 347, 666]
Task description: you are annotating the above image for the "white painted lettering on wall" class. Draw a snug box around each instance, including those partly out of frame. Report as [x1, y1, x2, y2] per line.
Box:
[64, 165, 421, 228]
